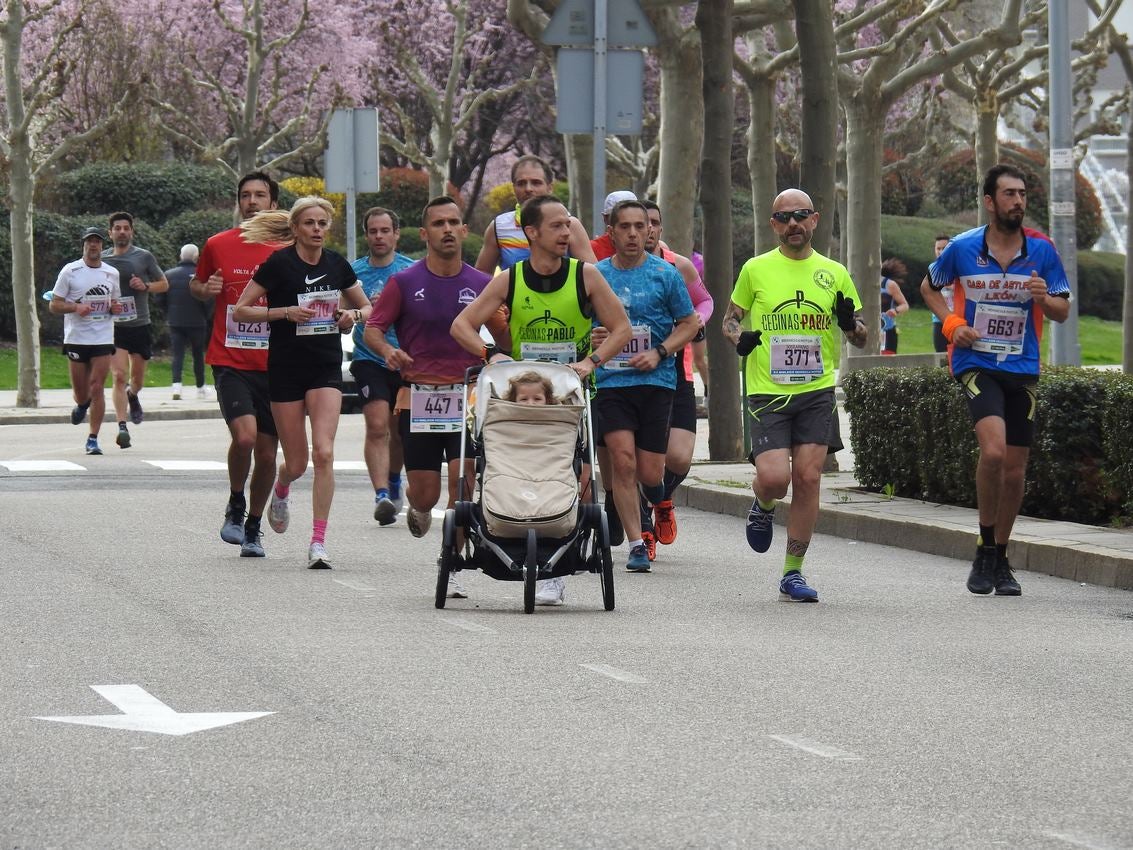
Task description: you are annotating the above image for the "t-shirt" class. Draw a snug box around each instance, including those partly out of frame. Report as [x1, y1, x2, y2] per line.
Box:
[929, 225, 1070, 377]
[101, 245, 163, 328]
[196, 228, 280, 371]
[351, 252, 414, 366]
[730, 248, 860, 396]
[52, 260, 120, 346]
[368, 260, 491, 385]
[253, 245, 357, 370]
[594, 253, 694, 390]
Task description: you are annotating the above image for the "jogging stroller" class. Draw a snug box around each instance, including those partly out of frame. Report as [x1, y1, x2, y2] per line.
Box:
[435, 360, 615, 613]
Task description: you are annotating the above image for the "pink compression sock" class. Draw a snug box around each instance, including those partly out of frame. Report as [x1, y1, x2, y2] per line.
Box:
[274, 481, 290, 499]
[311, 519, 327, 546]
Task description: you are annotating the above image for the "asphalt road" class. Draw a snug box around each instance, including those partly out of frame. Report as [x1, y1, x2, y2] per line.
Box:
[2, 419, 1132, 849]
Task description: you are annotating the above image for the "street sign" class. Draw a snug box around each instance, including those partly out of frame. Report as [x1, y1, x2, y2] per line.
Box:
[325, 107, 380, 194]
[555, 48, 645, 134]
[543, 0, 657, 46]
[35, 685, 274, 736]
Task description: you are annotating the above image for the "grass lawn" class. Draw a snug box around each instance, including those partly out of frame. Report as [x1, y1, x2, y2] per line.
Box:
[0, 345, 174, 390]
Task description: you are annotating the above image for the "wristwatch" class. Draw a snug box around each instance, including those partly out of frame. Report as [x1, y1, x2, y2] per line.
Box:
[589, 352, 602, 366]
[654, 343, 669, 359]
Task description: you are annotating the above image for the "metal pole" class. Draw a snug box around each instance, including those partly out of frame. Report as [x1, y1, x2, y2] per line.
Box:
[346, 187, 357, 262]
[591, 0, 608, 236]
[1047, 0, 1080, 366]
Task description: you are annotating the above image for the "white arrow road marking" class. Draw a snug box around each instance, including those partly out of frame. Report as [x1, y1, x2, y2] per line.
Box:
[35, 685, 273, 736]
[440, 618, 496, 634]
[144, 460, 228, 471]
[768, 734, 861, 761]
[332, 578, 375, 593]
[580, 663, 647, 684]
[2, 460, 86, 472]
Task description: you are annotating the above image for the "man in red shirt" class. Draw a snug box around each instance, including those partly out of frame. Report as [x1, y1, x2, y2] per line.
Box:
[190, 172, 281, 558]
[590, 190, 636, 260]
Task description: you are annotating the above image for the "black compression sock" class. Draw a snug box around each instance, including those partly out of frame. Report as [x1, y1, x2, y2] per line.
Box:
[978, 524, 995, 548]
[663, 469, 687, 501]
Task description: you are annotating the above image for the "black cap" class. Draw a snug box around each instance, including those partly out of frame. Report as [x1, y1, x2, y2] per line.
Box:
[80, 226, 106, 242]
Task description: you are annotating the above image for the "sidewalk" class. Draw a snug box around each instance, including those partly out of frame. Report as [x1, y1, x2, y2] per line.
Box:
[3, 387, 1131, 592]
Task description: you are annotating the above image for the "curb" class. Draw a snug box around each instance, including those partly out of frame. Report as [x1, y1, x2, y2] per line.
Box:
[0, 408, 224, 426]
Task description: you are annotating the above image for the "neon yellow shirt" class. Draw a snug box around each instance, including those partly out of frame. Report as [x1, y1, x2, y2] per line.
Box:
[730, 248, 860, 396]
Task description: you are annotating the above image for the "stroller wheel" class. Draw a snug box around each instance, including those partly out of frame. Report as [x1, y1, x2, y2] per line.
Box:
[599, 512, 615, 611]
[523, 529, 537, 614]
[435, 509, 458, 609]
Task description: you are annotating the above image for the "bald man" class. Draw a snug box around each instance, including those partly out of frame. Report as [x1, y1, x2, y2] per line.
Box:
[722, 189, 867, 603]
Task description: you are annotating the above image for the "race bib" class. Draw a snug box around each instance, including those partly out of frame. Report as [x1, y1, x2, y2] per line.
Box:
[296, 291, 340, 336]
[519, 341, 575, 364]
[410, 384, 464, 433]
[769, 334, 823, 384]
[83, 296, 111, 321]
[606, 324, 651, 371]
[113, 296, 137, 323]
[225, 304, 270, 349]
[971, 303, 1026, 355]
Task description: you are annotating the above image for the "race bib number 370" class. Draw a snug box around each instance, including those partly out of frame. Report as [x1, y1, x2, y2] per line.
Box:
[296, 291, 340, 336]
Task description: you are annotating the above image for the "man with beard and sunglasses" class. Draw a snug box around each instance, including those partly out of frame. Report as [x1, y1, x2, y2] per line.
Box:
[922, 163, 1069, 598]
[722, 189, 867, 603]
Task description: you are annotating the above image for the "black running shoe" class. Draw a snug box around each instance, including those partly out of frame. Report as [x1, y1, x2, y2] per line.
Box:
[967, 546, 996, 595]
[126, 389, 143, 424]
[604, 490, 625, 546]
[116, 426, 131, 449]
[994, 557, 1021, 596]
[71, 403, 89, 426]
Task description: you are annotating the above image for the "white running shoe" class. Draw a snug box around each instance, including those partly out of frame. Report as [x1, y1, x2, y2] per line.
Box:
[268, 489, 290, 534]
[447, 574, 468, 598]
[407, 506, 432, 538]
[307, 542, 331, 569]
[196, 386, 208, 399]
[534, 576, 566, 606]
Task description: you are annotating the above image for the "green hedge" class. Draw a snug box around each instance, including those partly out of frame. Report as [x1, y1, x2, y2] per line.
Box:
[843, 366, 1133, 526]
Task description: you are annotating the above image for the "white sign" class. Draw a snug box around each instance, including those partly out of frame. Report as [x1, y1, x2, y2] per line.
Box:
[1050, 201, 1075, 217]
[1050, 149, 1074, 170]
[36, 685, 274, 736]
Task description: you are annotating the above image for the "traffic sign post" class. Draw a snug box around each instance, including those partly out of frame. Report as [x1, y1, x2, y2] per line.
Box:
[325, 107, 380, 261]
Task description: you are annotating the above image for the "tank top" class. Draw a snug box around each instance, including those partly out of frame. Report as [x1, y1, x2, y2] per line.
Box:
[494, 208, 530, 271]
[506, 258, 591, 363]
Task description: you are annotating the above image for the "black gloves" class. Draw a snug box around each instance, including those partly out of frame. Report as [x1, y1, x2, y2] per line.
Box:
[736, 330, 762, 356]
[834, 292, 857, 332]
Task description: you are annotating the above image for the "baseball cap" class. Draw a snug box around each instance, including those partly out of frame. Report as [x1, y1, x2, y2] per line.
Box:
[80, 226, 106, 242]
[602, 190, 637, 216]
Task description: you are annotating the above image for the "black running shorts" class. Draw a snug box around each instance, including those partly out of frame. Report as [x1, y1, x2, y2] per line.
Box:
[350, 359, 402, 407]
[746, 388, 836, 461]
[594, 384, 673, 454]
[956, 368, 1038, 447]
[213, 366, 277, 436]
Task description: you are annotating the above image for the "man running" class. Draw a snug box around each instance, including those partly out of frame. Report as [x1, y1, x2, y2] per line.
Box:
[50, 227, 122, 455]
[103, 212, 167, 449]
[475, 154, 596, 273]
[590, 190, 636, 261]
[366, 196, 511, 599]
[450, 194, 632, 604]
[191, 171, 281, 558]
[593, 200, 698, 573]
[922, 164, 1069, 596]
[351, 207, 414, 525]
[723, 189, 867, 602]
[928, 234, 953, 353]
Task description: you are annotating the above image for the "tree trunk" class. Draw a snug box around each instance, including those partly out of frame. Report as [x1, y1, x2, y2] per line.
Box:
[429, 120, 451, 198]
[843, 98, 883, 356]
[974, 88, 1000, 221]
[656, 34, 703, 256]
[697, 0, 741, 461]
[1125, 127, 1133, 373]
[746, 69, 777, 255]
[795, 0, 838, 255]
[564, 133, 594, 225]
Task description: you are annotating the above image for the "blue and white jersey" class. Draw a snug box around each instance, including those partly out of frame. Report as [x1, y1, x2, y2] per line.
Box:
[594, 253, 694, 390]
[351, 252, 414, 366]
[929, 226, 1069, 376]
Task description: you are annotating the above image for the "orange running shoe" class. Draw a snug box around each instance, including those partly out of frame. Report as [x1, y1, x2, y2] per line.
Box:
[642, 530, 657, 562]
[654, 499, 677, 545]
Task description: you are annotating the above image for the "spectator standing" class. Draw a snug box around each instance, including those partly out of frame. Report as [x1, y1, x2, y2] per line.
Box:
[162, 244, 210, 399]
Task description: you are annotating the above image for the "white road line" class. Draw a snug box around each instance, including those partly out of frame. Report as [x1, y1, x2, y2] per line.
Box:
[144, 460, 228, 471]
[768, 734, 862, 761]
[439, 618, 496, 634]
[328, 461, 367, 471]
[580, 663, 648, 684]
[332, 578, 375, 593]
[1, 460, 86, 472]
[1046, 832, 1120, 850]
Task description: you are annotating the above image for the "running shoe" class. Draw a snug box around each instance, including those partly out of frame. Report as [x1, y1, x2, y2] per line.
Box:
[240, 527, 265, 558]
[307, 542, 332, 569]
[447, 574, 468, 598]
[966, 545, 996, 595]
[654, 499, 677, 545]
[994, 556, 1021, 596]
[746, 499, 774, 553]
[642, 530, 657, 562]
[84, 437, 102, 456]
[626, 544, 651, 573]
[779, 570, 819, 602]
[196, 386, 208, 399]
[268, 490, 290, 534]
[407, 506, 432, 538]
[115, 426, 131, 449]
[374, 496, 398, 526]
[126, 389, 143, 424]
[71, 403, 88, 426]
[604, 490, 625, 546]
[535, 576, 566, 606]
[221, 502, 246, 544]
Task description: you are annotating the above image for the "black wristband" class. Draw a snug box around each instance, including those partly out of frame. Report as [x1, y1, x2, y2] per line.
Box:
[654, 343, 669, 359]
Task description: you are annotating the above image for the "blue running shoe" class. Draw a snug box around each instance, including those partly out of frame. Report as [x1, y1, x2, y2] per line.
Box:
[84, 436, 102, 455]
[240, 527, 265, 558]
[746, 499, 775, 553]
[626, 544, 651, 573]
[779, 570, 818, 602]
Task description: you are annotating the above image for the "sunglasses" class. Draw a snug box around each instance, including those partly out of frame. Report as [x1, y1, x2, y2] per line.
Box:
[771, 209, 815, 224]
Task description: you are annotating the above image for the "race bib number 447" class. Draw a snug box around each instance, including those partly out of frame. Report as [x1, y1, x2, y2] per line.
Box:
[409, 384, 464, 433]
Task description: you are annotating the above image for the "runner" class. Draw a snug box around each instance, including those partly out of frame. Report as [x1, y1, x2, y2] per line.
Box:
[451, 194, 631, 604]
[928, 234, 953, 353]
[233, 196, 370, 570]
[365, 196, 511, 598]
[589, 190, 636, 261]
[50, 227, 122, 455]
[350, 207, 414, 525]
[723, 188, 867, 602]
[922, 163, 1070, 596]
[191, 171, 282, 558]
[879, 258, 909, 355]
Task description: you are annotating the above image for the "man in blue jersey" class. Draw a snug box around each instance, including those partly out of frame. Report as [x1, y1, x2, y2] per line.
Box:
[350, 207, 415, 524]
[593, 200, 699, 572]
[923, 163, 1070, 597]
